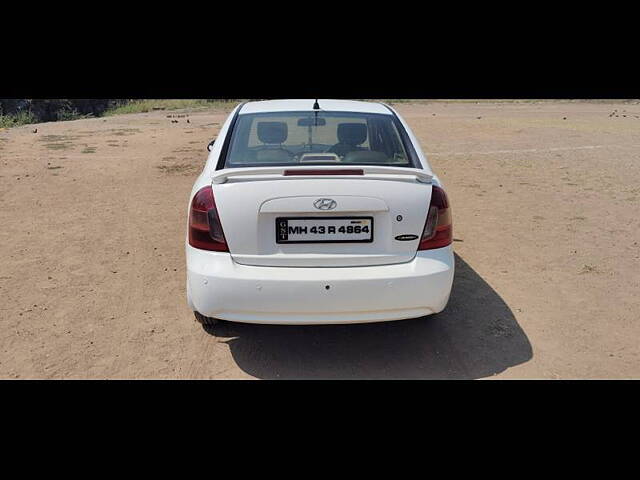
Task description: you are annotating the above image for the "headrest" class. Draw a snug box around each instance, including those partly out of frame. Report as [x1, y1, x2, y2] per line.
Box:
[337, 123, 367, 146]
[257, 122, 288, 144]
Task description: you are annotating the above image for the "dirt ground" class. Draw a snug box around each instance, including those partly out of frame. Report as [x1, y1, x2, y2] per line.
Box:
[1, 101, 639, 379]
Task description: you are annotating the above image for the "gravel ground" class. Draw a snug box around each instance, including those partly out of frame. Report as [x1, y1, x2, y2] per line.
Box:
[1, 100, 638, 379]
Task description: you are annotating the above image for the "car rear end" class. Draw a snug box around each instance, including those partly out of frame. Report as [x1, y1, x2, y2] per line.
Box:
[186, 100, 454, 324]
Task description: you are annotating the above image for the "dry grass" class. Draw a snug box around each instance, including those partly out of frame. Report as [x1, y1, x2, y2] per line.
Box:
[104, 99, 239, 116]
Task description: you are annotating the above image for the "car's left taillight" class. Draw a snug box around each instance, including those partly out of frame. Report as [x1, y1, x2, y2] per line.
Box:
[188, 185, 229, 251]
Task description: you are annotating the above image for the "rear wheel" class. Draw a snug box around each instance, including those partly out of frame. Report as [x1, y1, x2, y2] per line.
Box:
[194, 311, 219, 326]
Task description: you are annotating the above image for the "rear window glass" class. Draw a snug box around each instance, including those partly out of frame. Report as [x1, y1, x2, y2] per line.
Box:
[223, 111, 416, 168]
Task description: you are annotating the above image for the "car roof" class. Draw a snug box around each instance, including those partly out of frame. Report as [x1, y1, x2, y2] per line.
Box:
[239, 99, 392, 115]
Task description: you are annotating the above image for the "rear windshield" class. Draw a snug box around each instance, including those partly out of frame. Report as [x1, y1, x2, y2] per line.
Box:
[222, 111, 417, 168]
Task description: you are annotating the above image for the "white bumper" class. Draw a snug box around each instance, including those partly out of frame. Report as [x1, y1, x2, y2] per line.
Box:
[186, 245, 454, 325]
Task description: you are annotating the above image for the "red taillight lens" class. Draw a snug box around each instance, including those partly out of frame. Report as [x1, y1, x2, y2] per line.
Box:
[418, 185, 452, 250]
[188, 186, 228, 251]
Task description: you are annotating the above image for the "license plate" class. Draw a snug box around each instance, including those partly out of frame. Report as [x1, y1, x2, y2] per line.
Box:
[276, 217, 374, 244]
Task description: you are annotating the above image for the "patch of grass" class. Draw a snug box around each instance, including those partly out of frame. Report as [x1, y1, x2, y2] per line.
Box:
[156, 163, 198, 175]
[580, 264, 599, 274]
[172, 147, 200, 153]
[379, 99, 640, 105]
[41, 134, 79, 142]
[107, 128, 141, 136]
[104, 99, 239, 116]
[44, 143, 74, 150]
[0, 108, 90, 128]
[39, 134, 77, 151]
[0, 111, 37, 128]
[380, 99, 420, 105]
[81, 145, 97, 154]
[56, 109, 91, 121]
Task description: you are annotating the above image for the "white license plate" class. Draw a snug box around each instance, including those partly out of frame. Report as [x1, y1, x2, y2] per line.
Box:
[276, 217, 374, 243]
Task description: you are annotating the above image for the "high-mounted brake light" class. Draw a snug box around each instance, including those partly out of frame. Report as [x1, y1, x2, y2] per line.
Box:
[418, 185, 452, 250]
[283, 169, 364, 176]
[188, 186, 228, 251]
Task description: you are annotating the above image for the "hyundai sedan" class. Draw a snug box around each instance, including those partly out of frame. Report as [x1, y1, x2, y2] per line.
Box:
[186, 99, 453, 325]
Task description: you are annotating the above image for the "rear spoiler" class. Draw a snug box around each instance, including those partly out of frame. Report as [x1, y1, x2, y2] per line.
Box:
[212, 166, 432, 184]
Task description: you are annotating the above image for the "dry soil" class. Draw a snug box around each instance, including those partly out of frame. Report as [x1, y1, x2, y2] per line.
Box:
[1, 101, 638, 378]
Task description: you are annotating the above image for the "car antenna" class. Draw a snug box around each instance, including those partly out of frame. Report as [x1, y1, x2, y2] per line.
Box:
[312, 99, 321, 128]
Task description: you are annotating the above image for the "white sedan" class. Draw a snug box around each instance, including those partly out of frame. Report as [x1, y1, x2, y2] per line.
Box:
[186, 99, 454, 325]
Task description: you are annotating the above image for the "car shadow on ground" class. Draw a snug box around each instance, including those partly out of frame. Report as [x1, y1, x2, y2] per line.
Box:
[202, 254, 533, 379]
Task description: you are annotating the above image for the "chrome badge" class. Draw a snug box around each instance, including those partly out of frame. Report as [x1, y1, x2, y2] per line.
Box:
[395, 234, 419, 241]
[313, 198, 337, 210]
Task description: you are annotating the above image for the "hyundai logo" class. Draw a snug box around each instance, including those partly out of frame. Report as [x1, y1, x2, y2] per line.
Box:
[313, 198, 337, 210]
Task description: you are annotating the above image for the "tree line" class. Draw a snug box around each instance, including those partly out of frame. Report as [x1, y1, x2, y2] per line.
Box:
[0, 99, 127, 122]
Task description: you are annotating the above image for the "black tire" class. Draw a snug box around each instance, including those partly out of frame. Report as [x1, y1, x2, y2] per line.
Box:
[194, 311, 219, 326]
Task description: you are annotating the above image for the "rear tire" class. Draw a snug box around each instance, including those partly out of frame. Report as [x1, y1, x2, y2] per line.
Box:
[194, 311, 219, 326]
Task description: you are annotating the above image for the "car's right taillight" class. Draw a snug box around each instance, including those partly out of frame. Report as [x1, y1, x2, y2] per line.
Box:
[188, 185, 229, 251]
[418, 185, 452, 250]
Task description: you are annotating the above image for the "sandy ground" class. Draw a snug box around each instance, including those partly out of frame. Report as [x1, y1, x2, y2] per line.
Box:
[1, 101, 639, 379]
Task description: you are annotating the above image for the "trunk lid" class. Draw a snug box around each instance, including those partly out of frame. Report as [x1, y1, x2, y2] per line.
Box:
[212, 168, 432, 267]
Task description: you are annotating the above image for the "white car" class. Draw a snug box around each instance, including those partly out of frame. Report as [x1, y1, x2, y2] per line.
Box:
[186, 99, 453, 325]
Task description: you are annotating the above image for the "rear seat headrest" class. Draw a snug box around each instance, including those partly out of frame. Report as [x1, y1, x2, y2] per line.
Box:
[257, 121, 288, 144]
[337, 123, 367, 146]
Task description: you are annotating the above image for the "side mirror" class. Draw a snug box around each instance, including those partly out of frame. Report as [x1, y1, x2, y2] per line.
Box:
[207, 139, 216, 152]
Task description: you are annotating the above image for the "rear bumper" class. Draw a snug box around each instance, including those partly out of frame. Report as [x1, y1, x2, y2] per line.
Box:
[186, 245, 454, 325]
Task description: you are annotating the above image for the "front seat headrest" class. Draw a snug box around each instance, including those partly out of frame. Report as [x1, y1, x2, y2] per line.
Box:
[337, 123, 367, 146]
[257, 121, 288, 144]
